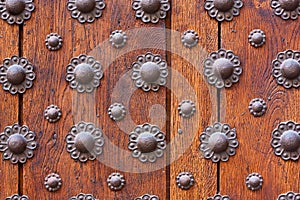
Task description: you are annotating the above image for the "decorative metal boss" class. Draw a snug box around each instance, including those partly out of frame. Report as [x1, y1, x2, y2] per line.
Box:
[69, 193, 96, 200]
[5, 194, 29, 200]
[248, 98, 267, 117]
[108, 103, 126, 121]
[110, 30, 128, 49]
[178, 100, 196, 118]
[176, 172, 195, 190]
[277, 191, 300, 200]
[248, 29, 266, 48]
[135, 194, 159, 200]
[45, 33, 63, 51]
[181, 30, 199, 48]
[44, 173, 62, 192]
[107, 172, 126, 191]
[207, 194, 230, 200]
[44, 104, 62, 123]
[245, 172, 263, 191]
[271, 0, 300, 20]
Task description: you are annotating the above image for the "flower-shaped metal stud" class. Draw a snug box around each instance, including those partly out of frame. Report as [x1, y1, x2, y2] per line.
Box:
[0, 124, 37, 164]
[271, 0, 300, 20]
[67, 0, 106, 23]
[107, 172, 126, 191]
[181, 30, 199, 48]
[44, 173, 62, 192]
[204, 0, 243, 22]
[277, 191, 300, 200]
[5, 194, 29, 200]
[44, 104, 62, 123]
[0, 0, 35, 25]
[207, 194, 230, 200]
[199, 122, 238, 162]
[131, 52, 168, 92]
[135, 194, 159, 200]
[132, 0, 170, 23]
[178, 100, 196, 118]
[248, 29, 266, 48]
[108, 103, 126, 121]
[272, 50, 300, 89]
[246, 172, 263, 191]
[248, 98, 267, 117]
[204, 49, 242, 88]
[176, 172, 195, 190]
[69, 193, 96, 200]
[110, 30, 127, 49]
[66, 121, 104, 163]
[0, 56, 35, 94]
[271, 121, 300, 161]
[128, 123, 166, 163]
[45, 33, 63, 51]
[66, 54, 103, 93]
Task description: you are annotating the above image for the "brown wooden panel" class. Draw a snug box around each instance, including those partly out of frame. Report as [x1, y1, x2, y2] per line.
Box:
[220, 0, 300, 199]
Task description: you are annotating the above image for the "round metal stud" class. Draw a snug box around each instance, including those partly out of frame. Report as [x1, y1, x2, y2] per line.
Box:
[0, 0, 35, 25]
[271, 121, 300, 161]
[66, 121, 104, 163]
[277, 191, 300, 200]
[67, 0, 106, 23]
[178, 100, 196, 118]
[207, 194, 230, 200]
[110, 30, 127, 49]
[181, 30, 199, 48]
[199, 122, 238, 162]
[248, 29, 266, 48]
[248, 98, 267, 117]
[131, 52, 168, 92]
[132, 0, 170, 23]
[204, 0, 243, 22]
[5, 194, 29, 200]
[108, 103, 126, 121]
[0, 56, 35, 94]
[204, 49, 242, 88]
[44, 104, 62, 123]
[45, 33, 63, 51]
[135, 194, 159, 200]
[69, 193, 96, 200]
[107, 172, 126, 191]
[128, 123, 166, 163]
[0, 124, 37, 164]
[176, 172, 195, 190]
[245, 172, 263, 191]
[271, 0, 300, 20]
[44, 173, 62, 192]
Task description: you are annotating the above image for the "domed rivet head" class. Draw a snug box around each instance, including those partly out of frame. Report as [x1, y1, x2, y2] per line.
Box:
[248, 29, 266, 48]
[204, 49, 242, 88]
[271, 0, 300, 20]
[178, 100, 196, 118]
[176, 172, 194, 190]
[45, 33, 63, 51]
[0, 124, 37, 164]
[132, 0, 170, 23]
[246, 172, 263, 191]
[69, 193, 96, 200]
[204, 0, 243, 22]
[44, 173, 62, 192]
[277, 191, 300, 200]
[131, 52, 168, 92]
[44, 104, 62, 123]
[0, 0, 35, 25]
[134, 194, 159, 200]
[0, 56, 35, 94]
[272, 50, 300, 88]
[128, 123, 166, 163]
[248, 98, 267, 117]
[66, 121, 104, 163]
[5, 194, 30, 200]
[271, 121, 300, 161]
[110, 30, 127, 49]
[207, 194, 231, 200]
[199, 122, 239, 163]
[66, 54, 104, 93]
[67, 0, 106, 23]
[181, 30, 199, 48]
[107, 172, 126, 191]
[108, 103, 126, 121]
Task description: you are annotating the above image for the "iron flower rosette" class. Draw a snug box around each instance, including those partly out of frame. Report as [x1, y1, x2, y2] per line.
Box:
[271, 0, 300, 20]
[110, 30, 127, 48]
[207, 194, 230, 200]
[135, 194, 159, 200]
[5, 194, 29, 200]
[277, 191, 300, 200]
[69, 193, 96, 200]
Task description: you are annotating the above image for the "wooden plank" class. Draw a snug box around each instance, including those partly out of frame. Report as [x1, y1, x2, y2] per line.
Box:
[170, 0, 218, 199]
[220, 0, 300, 199]
[22, 0, 167, 199]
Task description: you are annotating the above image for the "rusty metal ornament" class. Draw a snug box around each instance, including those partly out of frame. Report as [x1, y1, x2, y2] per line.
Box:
[131, 52, 168, 92]
[248, 29, 266, 48]
[0, 0, 35, 25]
[108, 103, 126, 121]
[176, 172, 194, 190]
[44, 104, 62, 123]
[271, 121, 300, 161]
[45, 33, 63, 51]
[178, 100, 196, 118]
[0, 124, 37, 164]
[246, 172, 263, 191]
[204, 49, 242, 88]
[199, 122, 238, 162]
[66, 54, 103, 93]
[44, 173, 62, 192]
[277, 191, 300, 200]
[110, 30, 127, 49]
[0, 56, 35, 94]
[204, 0, 243, 22]
[66, 121, 104, 162]
[128, 123, 166, 163]
[135, 194, 159, 200]
[181, 30, 199, 48]
[69, 193, 96, 200]
[132, 0, 170, 23]
[67, 0, 106, 23]
[248, 98, 267, 117]
[5, 194, 29, 200]
[107, 172, 126, 191]
[271, 0, 300, 20]
[272, 50, 300, 89]
[207, 194, 230, 200]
